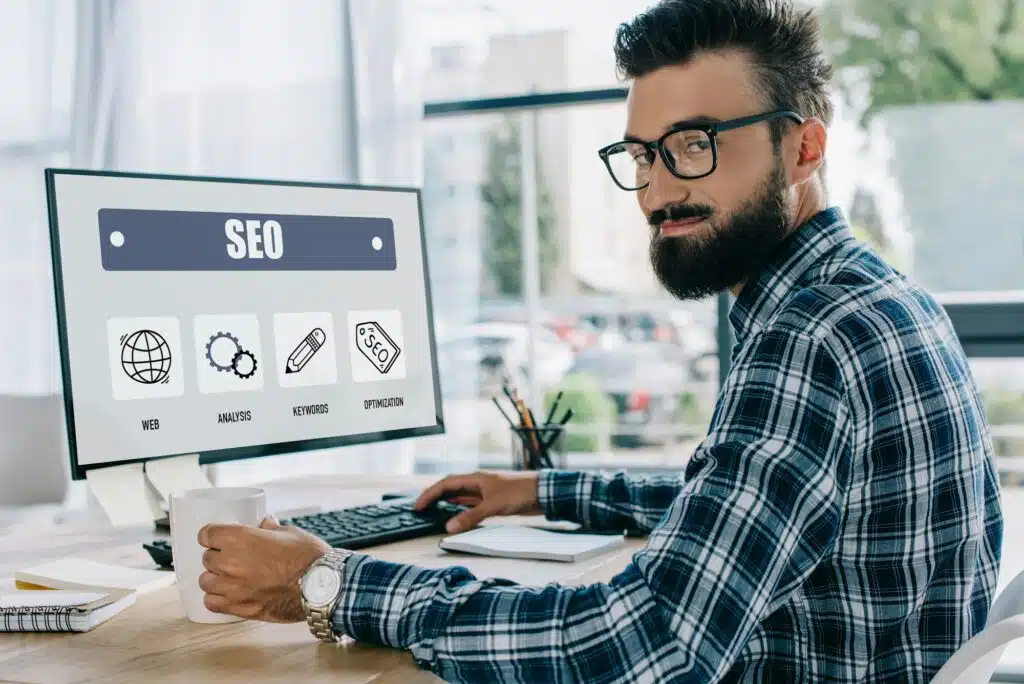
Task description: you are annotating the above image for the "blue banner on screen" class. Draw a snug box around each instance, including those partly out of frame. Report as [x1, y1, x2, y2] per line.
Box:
[98, 209, 396, 271]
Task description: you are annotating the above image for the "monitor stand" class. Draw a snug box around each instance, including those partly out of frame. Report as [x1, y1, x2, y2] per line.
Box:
[79, 454, 211, 528]
[149, 455, 325, 532]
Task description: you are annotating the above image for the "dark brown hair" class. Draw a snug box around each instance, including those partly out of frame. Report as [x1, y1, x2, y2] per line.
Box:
[614, 0, 834, 145]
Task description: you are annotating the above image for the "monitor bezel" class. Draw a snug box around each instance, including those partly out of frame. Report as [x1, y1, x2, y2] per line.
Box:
[44, 167, 446, 481]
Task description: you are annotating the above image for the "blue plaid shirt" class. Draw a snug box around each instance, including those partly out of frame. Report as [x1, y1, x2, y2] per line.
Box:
[332, 207, 1003, 683]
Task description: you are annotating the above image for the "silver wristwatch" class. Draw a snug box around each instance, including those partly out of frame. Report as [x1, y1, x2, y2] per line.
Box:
[300, 548, 353, 642]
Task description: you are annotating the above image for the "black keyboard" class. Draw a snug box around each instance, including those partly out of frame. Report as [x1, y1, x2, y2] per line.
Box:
[143, 497, 467, 569]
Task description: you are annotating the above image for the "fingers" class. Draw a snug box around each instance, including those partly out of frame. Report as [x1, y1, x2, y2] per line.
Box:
[445, 504, 493, 534]
[198, 522, 244, 550]
[202, 548, 224, 573]
[414, 474, 482, 510]
[449, 495, 482, 507]
[198, 570, 226, 595]
[260, 515, 281, 530]
[203, 592, 260, 619]
[204, 592, 230, 614]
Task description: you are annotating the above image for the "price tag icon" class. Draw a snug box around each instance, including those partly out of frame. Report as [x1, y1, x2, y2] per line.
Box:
[354, 321, 401, 375]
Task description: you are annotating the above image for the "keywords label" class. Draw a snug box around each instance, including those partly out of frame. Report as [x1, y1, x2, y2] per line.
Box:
[293, 403, 329, 417]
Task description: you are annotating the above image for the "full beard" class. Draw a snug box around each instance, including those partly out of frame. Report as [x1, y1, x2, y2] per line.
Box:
[648, 162, 792, 301]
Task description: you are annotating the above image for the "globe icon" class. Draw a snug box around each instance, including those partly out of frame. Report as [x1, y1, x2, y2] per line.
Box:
[121, 329, 172, 384]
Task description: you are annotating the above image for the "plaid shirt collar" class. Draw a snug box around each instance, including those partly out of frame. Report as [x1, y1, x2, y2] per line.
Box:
[728, 206, 854, 345]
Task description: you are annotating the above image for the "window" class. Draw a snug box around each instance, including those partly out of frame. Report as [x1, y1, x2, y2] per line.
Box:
[417, 101, 720, 472]
[417, 0, 654, 100]
[431, 44, 465, 70]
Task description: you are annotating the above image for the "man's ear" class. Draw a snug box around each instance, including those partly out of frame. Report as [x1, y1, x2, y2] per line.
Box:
[789, 118, 826, 186]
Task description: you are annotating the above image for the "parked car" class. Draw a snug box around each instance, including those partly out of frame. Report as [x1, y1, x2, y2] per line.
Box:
[566, 342, 691, 447]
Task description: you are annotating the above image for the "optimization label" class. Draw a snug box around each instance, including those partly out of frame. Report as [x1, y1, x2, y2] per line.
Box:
[97, 208, 396, 271]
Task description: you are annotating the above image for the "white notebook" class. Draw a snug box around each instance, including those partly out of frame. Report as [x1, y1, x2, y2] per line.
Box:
[14, 558, 176, 595]
[439, 525, 625, 563]
[0, 589, 136, 632]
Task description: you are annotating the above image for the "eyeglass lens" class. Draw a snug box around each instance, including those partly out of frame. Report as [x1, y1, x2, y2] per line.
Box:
[605, 128, 714, 189]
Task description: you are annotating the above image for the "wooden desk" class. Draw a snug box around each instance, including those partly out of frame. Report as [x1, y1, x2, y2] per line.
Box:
[0, 474, 643, 683]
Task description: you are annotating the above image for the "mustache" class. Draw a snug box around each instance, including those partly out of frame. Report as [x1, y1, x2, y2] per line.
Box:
[649, 203, 714, 228]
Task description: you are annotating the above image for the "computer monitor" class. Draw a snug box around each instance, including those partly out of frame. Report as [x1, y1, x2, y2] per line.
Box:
[44, 168, 444, 481]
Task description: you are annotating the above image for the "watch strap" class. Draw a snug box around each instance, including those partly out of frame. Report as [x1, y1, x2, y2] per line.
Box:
[306, 603, 340, 643]
[303, 548, 353, 642]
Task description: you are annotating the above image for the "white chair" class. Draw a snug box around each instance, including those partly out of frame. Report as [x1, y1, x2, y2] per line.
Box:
[931, 567, 1024, 683]
[0, 394, 70, 527]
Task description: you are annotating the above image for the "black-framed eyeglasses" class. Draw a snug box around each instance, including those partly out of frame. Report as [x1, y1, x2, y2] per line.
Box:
[597, 110, 805, 191]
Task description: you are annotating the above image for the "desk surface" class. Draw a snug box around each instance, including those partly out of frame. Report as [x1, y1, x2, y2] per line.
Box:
[0, 474, 643, 684]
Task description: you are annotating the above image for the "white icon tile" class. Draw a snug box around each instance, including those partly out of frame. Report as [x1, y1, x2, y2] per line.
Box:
[347, 310, 406, 383]
[107, 317, 185, 400]
[193, 314, 264, 394]
[273, 312, 338, 388]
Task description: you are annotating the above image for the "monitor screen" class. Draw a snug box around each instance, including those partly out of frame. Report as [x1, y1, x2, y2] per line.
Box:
[45, 168, 444, 480]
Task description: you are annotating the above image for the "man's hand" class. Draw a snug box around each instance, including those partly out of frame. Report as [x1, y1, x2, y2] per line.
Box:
[414, 470, 542, 533]
[197, 516, 331, 623]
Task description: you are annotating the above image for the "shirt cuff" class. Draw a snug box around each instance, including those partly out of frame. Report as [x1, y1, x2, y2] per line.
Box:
[536, 469, 595, 526]
[330, 550, 475, 658]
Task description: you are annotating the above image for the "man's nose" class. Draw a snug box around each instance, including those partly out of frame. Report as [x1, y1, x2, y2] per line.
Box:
[642, 156, 687, 214]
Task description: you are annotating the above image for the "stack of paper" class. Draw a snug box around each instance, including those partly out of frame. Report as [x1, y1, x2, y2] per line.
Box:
[14, 558, 176, 594]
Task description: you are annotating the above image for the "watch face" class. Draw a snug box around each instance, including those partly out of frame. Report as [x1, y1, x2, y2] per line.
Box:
[302, 565, 342, 606]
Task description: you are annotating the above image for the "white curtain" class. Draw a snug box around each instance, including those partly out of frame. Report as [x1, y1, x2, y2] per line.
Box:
[1, 0, 433, 496]
[0, 1, 74, 397]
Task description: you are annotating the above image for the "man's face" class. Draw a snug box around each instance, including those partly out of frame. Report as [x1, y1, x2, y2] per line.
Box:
[624, 50, 795, 300]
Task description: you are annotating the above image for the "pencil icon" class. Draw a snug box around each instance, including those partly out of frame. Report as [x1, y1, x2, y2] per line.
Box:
[285, 327, 326, 374]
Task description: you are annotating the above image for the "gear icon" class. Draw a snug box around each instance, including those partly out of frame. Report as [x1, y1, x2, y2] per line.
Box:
[206, 332, 241, 372]
[231, 349, 257, 379]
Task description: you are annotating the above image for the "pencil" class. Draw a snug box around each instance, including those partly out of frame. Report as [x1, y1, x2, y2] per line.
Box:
[491, 396, 515, 428]
[528, 408, 549, 469]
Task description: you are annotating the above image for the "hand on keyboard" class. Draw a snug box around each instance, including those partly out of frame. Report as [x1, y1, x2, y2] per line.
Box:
[414, 471, 542, 533]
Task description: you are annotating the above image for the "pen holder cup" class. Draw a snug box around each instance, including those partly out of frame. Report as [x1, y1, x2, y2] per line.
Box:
[510, 425, 566, 471]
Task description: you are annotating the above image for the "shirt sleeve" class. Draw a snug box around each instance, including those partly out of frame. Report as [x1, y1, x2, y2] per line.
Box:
[333, 329, 852, 684]
[534, 469, 686, 533]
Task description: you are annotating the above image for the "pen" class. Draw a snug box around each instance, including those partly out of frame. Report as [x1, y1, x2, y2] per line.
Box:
[543, 390, 563, 426]
[543, 407, 574, 450]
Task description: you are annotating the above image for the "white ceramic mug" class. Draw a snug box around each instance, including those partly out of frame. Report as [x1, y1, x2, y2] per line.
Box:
[168, 486, 267, 624]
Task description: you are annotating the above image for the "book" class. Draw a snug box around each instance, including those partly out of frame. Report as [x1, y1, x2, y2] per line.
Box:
[14, 558, 176, 595]
[439, 525, 625, 563]
[0, 589, 136, 632]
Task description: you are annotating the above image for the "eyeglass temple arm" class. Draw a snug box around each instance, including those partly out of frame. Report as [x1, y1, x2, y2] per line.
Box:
[713, 110, 805, 133]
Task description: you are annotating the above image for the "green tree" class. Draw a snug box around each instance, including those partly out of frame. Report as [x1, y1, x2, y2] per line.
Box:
[820, 0, 1024, 123]
[480, 115, 559, 297]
